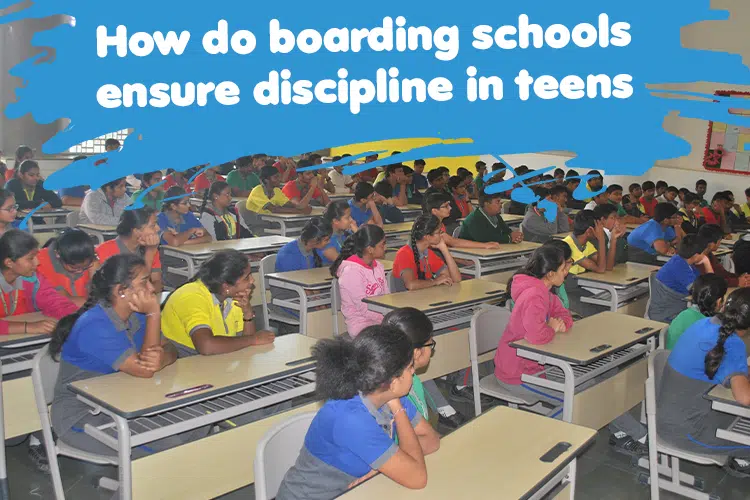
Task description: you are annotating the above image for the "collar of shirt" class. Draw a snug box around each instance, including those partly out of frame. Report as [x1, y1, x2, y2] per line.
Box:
[478, 207, 498, 228]
[359, 391, 394, 437]
[101, 304, 142, 337]
[48, 241, 85, 280]
[0, 272, 23, 294]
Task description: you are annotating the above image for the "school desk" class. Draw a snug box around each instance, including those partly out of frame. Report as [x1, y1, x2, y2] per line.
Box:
[0, 313, 56, 499]
[259, 207, 326, 237]
[449, 241, 541, 278]
[16, 208, 72, 235]
[328, 193, 351, 201]
[401, 204, 423, 221]
[511, 311, 666, 429]
[266, 260, 393, 336]
[552, 232, 572, 240]
[340, 406, 596, 500]
[69, 334, 318, 500]
[575, 262, 660, 313]
[364, 279, 506, 331]
[705, 385, 750, 446]
[502, 213, 524, 228]
[383, 221, 414, 247]
[79, 223, 118, 243]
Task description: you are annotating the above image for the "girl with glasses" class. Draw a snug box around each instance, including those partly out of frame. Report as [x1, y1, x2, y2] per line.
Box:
[158, 187, 211, 246]
[37, 229, 98, 307]
[0, 189, 18, 236]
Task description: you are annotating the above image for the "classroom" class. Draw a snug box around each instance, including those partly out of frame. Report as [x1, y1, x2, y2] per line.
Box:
[2, 4, 750, 499]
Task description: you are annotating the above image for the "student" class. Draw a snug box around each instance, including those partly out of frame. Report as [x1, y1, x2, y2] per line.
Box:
[447, 176, 472, 220]
[553, 167, 565, 184]
[655, 180, 668, 199]
[0, 229, 78, 334]
[331, 225, 389, 337]
[58, 156, 90, 206]
[398, 166, 422, 205]
[163, 169, 190, 191]
[247, 165, 311, 216]
[6, 145, 33, 182]
[198, 181, 251, 241]
[283, 161, 331, 208]
[130, 171, 164, 210]
[583, 169, 604, 201]
[391, 214, 461, 292]
[5, 160, 62, 210]
[422, 193, 501, 250]
[37, 229, 98, 307]
[607, 184, 647, 224]
[328, 158, 355, 193]
[678, 192, 702, 234]
[456, 168, 476, 198]
[665, 273, 726, 350]
[459, 191, 523, 244]
[656, 186, 679, 206]
[226, 156, 261, 197]
[695, 179, 708, 207]
[698, 224, 743, 287]
[423, 169, 448, 198]
[411, 159, 429, 190]
[48, 254, 199, 459]
[627, 203, 684, 263]
[626, 183, 647, 217]
[699, 192, 730, 234]
[592, 204, 628, 265]
[507, 239, 573, 311]
[96, 208, 163, 293]
[277, 325, 440, 499]
[191, 166, 225, 193]
[723, 190, 749, 231]
[521, 186, 570, 243]
[734, 239, 750, 278]
[319, 200, 357, 265]
[562, 210, 612, 275]
[374, 164, 409, 208]
[275, 218, 332, 272]
[583, 190, 609, 211]
[0, 189, 19, 236]
[79, 177, 131, 225]
[741, 187, 750, 221]
[474, 161, 488, 193]
[564, 169, 582, 203]
[657, 287, 750, 476]
[158, 187, 211, 246]
[639, 181, 658, 217]
[357, 154, 380, 183]
[496, 244, 648, 454]
[348, 182, 384, 228]
[162, 250, 275, 356]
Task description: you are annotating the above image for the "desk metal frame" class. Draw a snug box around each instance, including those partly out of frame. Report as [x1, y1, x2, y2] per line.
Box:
[449, 247, 537, 279]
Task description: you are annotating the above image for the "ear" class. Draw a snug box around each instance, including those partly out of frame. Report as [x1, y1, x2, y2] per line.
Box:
[113, 283, 127, 298]
[2, 258, 13, 269]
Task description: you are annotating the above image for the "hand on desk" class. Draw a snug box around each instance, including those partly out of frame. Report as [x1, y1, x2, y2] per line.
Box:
[547, 317, 567, 333]
[138, 346, 166, 372]
[250, 331, 276, 345]
[26, 319, 57, 334]
[510, 231, 524, 243]
[433, 275, 454, 287]
[482, 242, 502, 250]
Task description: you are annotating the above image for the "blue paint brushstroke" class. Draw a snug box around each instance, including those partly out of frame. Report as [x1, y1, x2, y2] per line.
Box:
[0, 0, 747, 209]
[18, 202, 49, 230]
[128, 179, 166, 209]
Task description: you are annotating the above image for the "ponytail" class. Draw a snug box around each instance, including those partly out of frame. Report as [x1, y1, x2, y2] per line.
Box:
[705, 287, 750, 379]
[507, 245, 565, 296]
[409, 214, 442, 281]
[200, 181, 229, 216]
[299, 217, 333, 269]
[313, 325, 413, 400]
[330, 224, 385, 277]
[49, 254, 145, 360]
[692, 274, 727, 317]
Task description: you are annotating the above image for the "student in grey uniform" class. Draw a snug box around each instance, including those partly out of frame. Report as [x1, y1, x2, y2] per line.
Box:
[49, 254, 206, 457]
[657, 287, 750, 477]
[277, 325, 440, 500]
[520, 185, 570, 243]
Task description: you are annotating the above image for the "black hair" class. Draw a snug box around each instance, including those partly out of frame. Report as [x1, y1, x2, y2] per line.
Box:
[353, 182, 375, 203]
[0, 189, 14, 207]
[14, 145, 32, 164]
[53, 229, 96, 266]
[447, 176, 464, 191]
[427, 169, 443, 184]
[531, 187, 550, 206]
[734, 239, 750, 275]
[102, 177, 126, 194]
[195, 249, 250, 295]
[382, 307, 433, 348]
[323, 200, 351, 223]
[653, 203, 679, 222]
[456, 167, 472, 179]
[565, 169, 579, 178]
[666, 186, 679, 195]
[330, 224, 386, 277]
[679, 188, 690, 196]
[140, 171, 162, 189]
[162, 186, 188, 212]
[385, 164, 404, 176]
[19, 159, 39, 175]
[313, 325, 413, 400]
[478, 190, 503, 207]
[374, 181, 393, 199]
[696, 179, 707, 187]
[260, 165, 279, 182]
[402, 165, 414, 176]
[705, 287, 750, 379]
[409, 214, 443, 281]
[507, 245, 565, 296]
[683, 192, 699, 206]
[711, 192, 731, 204]
[116, 207, 156, 237]
[0, 230, 38, 269]
[297, 159, 314, 171]
[235, 156, 252, 168]
[691, 273, 727, 318]
[607, 184, 623, 194]
[436, 166, 450, 174]
[592, 203, 617, 220]
[587, 169, 602, 179]
[200, 180, 230, 215]
[745, 187, 750, 198]
[628, 183, 641, 192]
[642, 181, 656, 191]
[48, 254, 145, 361]
[572, 210, 597, 236]
[414, 159, 426, 167]
[543, 238, 573, 261]
[677, 234, 708, 259]
[656, 180, 668, 189]
[475, 161, 487, 170]
[421, 192, 452, 214]
[299, 217, 333, 268]
[698, 224, 724, 245]
[554, 168, 565, 177]
[104, 138, 121, 149]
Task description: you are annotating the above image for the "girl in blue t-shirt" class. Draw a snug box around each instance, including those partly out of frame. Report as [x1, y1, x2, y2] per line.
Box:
[319, 200, 357, 265]
[48, 254, 194, 458]
[275, 217, 333, 273]
[277, 325, 440, 500]
[158, 187, 212, 246]
[657, 287, 750, 477]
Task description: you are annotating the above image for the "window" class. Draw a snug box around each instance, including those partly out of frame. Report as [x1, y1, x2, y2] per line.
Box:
[68, 129, 131, 154]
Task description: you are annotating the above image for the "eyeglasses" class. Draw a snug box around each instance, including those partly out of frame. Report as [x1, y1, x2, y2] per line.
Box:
[420, 339, 437, 353]
[0, 204, 18, 212]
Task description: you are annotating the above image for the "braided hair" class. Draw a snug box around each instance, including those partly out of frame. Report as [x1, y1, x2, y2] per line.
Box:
[299, 217, 333, 269]
[409, 214, 443, 281]
[49, 254, 145, 360]
[199, 181, 229, 216]
[330, 224, 385, 277]
[691, 274, 727, 318]
[705, 287, 750, 379]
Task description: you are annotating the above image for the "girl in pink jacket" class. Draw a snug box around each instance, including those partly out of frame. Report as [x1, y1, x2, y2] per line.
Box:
[330, 225, 389, 337]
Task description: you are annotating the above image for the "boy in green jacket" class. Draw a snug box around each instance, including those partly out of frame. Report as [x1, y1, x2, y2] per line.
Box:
[459, 191, 523, 244]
